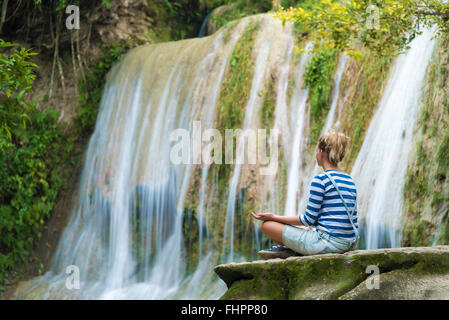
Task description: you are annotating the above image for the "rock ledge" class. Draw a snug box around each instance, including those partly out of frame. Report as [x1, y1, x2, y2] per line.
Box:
[214, 246, 449, 299]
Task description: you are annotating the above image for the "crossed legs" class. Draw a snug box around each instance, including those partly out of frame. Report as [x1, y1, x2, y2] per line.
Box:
[260, 221, 286, 246]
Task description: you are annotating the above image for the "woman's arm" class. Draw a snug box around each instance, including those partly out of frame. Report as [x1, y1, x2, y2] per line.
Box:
[251, 212, 304, 226]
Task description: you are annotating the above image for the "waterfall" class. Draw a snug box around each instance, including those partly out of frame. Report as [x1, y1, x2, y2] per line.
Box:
[222, 38, 271, 262]
[15, 14, 302, 300]
[14, 13, 438, 300]
[198, 11, 212, 38]
[283, 43, 312, 217]
[326, 54, 348, 131]
[289, 52, 348, 218]
[194, 16, 248, 263]
[351, 29, 437, 249]
[16, 17, 256, 300]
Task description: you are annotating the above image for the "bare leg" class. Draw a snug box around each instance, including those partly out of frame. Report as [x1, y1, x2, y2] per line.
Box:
[260, 221, 286, 245]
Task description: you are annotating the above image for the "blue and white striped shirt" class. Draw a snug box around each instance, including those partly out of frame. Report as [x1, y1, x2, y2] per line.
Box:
[299, 169, 358, 241]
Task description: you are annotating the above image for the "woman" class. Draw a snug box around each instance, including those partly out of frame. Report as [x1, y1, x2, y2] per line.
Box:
[251, 129, 358, 259]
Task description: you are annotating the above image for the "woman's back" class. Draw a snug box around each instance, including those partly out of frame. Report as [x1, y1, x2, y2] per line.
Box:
[254, 129, 358, 258]
[299, 169, 358, 242]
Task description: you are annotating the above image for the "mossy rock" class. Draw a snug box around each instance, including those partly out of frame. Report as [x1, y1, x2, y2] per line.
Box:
[214, 246, 449, 299]
[339, 268, 449, 300]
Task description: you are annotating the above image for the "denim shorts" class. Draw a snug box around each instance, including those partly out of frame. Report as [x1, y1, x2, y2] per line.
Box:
[282, 225, 355, 255]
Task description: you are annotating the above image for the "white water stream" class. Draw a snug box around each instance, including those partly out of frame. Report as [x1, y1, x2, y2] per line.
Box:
[351, 29, 436, 249]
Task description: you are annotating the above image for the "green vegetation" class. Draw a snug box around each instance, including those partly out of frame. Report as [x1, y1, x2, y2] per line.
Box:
[209, 0, 272, 31]
[76, 42, 130, 137]
[303, 48, 338, 145]
[146, 0, 206, 41]
[0, 40, 37, 101]
[0, 40, 65, 289]
[338, 50, 392, 171]
[181, 203, 205, 275]
[202, 20, 261, 257]
[218, 20, 261, 127]
[0, 0, 231, 293]
[208, 0, 318, 33]
[403, 37, 449, 246]
[0, 31, 130, 291]
[275, 0, 449, 57]
[260, 74, 276, 129]
[215, 21, 260, 194]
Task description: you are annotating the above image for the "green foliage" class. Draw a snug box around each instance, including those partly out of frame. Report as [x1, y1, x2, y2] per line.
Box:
[277, 0, 317, 11]
[275, 0, 449, 57]
[338, 50, 392, 170]
[218, 21, 260, 130]
[437, 219, 449, 245]
[0, 39, 67, 289]
[101, 0, 112, 7]
[304, 48, 338, 144]
[161, 0, 203, 39]
[437, 133, 449, 176]
[0, 118, 63, 282]
[146, 0, 205, 41]
[209, 0, 273, 31]
[0, 53, 64, 290]
[0, 40, 39, 140]
[215, 21, 260, 193]
[182, 207, 200, 273]
[260, 74, 276, 129]
[76, 43, 129, 137]
[0, 40, 38, 99]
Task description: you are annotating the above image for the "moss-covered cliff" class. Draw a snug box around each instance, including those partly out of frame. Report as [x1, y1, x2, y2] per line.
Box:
[403, 36, 449, 247]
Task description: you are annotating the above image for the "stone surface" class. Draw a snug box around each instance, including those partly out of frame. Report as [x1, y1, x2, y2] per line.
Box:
[206, 4, 236, 35]
[214, 246, 449, 300]
[339, 269, 449, 300]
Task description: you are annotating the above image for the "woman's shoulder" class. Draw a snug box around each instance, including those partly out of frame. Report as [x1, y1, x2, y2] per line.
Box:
[318, 170, 354, 181]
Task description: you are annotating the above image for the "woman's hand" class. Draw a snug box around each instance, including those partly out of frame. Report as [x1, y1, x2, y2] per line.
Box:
[251, 212, 275, 221]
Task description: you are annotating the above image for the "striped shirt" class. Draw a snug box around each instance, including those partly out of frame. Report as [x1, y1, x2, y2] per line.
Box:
[299, 169, 358, 241]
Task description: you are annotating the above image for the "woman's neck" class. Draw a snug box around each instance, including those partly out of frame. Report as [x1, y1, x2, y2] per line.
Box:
[322, 162, 341, 172]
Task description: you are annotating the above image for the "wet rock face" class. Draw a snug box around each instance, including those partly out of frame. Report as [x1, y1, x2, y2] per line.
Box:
[214, 246, 449, 300]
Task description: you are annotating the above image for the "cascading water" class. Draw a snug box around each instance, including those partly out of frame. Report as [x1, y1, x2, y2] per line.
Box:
[222, 38, 271, 262]
[325, 54, 348, 132]
[15, 14, 308, 300]
[260, 29, 296, 224]
[16, 17, 256, 300]
[351, 29, 437, 249]
[285, 52, 348, 218]
[14, 12, 438, 300]
[294, 53, 349, 216]
[198, 12, 212, 38]
[283, 43, 312, 217]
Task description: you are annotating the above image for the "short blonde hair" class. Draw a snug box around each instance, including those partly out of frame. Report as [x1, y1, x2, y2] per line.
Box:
[317, 129, 350, 166]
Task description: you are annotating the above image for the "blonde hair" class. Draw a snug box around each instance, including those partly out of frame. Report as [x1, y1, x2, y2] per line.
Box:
[317, 129, 350, 166]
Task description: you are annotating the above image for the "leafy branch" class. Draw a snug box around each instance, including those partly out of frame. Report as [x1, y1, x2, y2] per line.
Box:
[273, 0, 449, 57]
